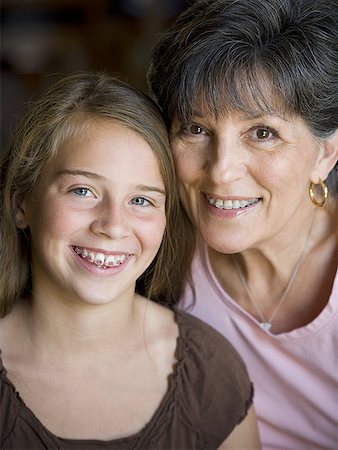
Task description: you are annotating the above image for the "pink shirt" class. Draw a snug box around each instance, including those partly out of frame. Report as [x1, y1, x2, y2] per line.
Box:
[180, 240, 338, 450]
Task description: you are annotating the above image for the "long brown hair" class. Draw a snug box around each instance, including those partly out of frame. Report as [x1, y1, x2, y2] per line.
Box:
[0, 72, 195, 317]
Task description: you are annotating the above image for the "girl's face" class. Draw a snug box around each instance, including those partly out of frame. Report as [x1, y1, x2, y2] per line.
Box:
[18, 120, 166, 308]
[170, 109, 333, 254]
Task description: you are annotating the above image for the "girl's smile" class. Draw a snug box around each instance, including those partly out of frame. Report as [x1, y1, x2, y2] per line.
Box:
[71, 245, 131, 274]
[73, 246, 129, 268]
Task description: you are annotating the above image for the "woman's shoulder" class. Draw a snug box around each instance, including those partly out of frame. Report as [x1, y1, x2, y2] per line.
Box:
[174, 311, 254, 444]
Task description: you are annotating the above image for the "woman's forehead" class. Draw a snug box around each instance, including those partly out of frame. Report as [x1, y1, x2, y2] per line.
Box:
[175, 97, 291, 123]
[175, 71, 292, 123]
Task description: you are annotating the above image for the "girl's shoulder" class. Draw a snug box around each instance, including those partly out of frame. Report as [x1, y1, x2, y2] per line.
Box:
[173, 311, 254, 445]
[176, 310, 250, 374]
[0, 298, 26, 343]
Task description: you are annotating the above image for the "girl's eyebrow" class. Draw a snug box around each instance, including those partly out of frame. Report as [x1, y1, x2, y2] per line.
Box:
[135, 185, 166, 195]
[57, 169, 166, 195]
[57, 169, 103, 179]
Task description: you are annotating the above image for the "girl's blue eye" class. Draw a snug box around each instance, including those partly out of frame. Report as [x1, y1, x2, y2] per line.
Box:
[131, 197, 151, 206]
[72, 187, 93, 197]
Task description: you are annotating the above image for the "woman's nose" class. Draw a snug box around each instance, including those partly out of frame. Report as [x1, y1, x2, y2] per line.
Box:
[207, 137, 247, 184]
[90, 202, 131, 240]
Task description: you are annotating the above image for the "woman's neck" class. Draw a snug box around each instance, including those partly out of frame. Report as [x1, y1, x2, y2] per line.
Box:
[208, 205, 337, 332]
[216, 206, 335, 278]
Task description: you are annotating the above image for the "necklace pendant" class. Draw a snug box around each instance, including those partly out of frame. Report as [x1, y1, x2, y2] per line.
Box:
[260, 322, 272, 331]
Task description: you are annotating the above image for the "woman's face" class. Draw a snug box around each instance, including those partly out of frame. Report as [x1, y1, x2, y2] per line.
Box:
[170, 109, 326, 254]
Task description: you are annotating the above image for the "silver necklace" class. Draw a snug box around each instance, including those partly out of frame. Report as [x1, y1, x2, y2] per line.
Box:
[231, 220, 314, 332]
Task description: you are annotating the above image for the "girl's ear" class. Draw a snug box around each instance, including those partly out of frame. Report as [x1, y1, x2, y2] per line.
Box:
[310, 131, 338, 183]
[12, 191, 29, 229]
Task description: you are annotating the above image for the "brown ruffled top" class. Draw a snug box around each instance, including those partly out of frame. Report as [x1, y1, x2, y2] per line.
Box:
[0, 311, 253, 449]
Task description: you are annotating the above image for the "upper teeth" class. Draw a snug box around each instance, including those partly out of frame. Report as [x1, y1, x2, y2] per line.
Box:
[208, 197, 259, 209]
[73, 246, 128, 268]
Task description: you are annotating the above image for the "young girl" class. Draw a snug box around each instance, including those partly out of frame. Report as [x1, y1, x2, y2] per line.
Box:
[0, 73, 259, 449]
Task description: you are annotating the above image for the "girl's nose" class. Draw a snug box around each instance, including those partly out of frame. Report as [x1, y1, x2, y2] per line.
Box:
[90, 202, 131, 240]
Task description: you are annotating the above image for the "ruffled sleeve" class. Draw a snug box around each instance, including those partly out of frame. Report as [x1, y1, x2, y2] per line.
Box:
[175, 312, 254, 448]
[0, 351, 20, 447]
[0, 352, 59, 450]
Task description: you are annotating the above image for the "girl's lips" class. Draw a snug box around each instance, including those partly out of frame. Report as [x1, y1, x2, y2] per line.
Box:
[72, 245, 130, 268]
[70, 246, 131, 275]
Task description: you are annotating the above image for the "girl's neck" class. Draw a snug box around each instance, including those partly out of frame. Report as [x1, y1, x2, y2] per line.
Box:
[16, 291, 148, 361]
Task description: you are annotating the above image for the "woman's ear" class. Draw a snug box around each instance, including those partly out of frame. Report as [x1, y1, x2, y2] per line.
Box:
[12, 191, 29, 229]
[310, 131, 338, 183]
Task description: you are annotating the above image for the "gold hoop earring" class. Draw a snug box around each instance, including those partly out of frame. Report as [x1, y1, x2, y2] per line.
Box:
[309, 178, 328, 207]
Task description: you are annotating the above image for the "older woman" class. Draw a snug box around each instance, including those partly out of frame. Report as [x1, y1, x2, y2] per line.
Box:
[148, 0, 338, 449]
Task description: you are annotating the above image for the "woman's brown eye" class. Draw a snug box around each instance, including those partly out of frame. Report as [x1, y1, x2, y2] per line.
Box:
[190, 124, 203, 134]
[256, 129, 270, 139]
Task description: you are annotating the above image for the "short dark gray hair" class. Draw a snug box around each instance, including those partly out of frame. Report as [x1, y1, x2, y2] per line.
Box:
[148, 0, 338, 137]
[148, 0, 338, 188]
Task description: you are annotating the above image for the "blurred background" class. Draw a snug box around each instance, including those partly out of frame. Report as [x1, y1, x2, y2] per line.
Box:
[0, 0, 188, 151]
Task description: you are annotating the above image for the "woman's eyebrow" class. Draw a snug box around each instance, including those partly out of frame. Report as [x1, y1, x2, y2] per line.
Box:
[191, 110, 204, 118]
[190, 109, 291, 122]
